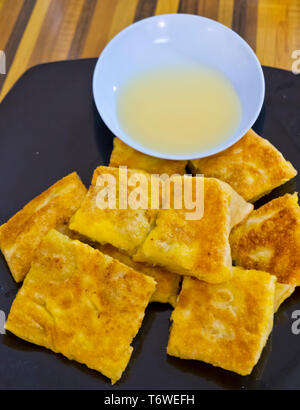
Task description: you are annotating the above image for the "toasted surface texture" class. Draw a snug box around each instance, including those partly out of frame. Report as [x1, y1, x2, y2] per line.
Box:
[134, 177, 232, 283]
[274, 283, 295, 313]
[189, 129, 297, 202]
[98, 244, 181, 306]
[69, 166, 158, 255]
[230, 193, 300, 285]
[6, 230, 156, 384]
[167, 266, 276, 375]
[213, 179, 253, 228]
[110, 138, 187, 175]
[0, 173, 87, 282]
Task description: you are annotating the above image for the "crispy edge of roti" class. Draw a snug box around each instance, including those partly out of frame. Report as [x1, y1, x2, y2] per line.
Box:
[134, 177, 233, 284]
[189, 129, 297, 202]
[5, 229, 156, 383]
[274, 283, 295, 313]
[110, 137, 188, 175]
[167, 267, 276, 375]
[230, 193, 300, 285]
[69, 166, 158, 256]
[0, 172, 87, 282]
[98, 243, 181, 307]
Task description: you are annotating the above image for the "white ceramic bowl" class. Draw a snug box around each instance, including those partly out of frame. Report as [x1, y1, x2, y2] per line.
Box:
[93, 14, 265, 160]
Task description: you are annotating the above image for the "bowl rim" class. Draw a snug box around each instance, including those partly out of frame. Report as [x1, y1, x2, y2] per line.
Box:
[93, 13, 265, 160]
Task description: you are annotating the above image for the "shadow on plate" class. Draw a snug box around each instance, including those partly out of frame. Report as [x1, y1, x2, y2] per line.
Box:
[254, 177, 298, 209]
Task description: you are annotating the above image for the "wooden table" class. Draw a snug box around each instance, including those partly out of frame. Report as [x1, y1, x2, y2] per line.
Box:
[0, 0, 299, 101]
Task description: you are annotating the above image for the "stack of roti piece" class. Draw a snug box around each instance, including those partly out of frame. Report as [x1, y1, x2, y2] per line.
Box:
[0, 129, 298, 382]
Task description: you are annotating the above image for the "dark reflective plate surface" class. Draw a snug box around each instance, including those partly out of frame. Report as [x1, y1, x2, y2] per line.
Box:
[0, 60, 299, 389]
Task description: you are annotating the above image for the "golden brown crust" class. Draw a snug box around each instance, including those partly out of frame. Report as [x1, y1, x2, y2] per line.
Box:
[6, 230, 156, 384]
[211, 179, 253, 228]
[70, 166, 158, 255]
[110, 138, 187, 175]
[274, 283, 295, 312]
[0, 173, 87, 282]
[189, 129, 297, 202]
[167, 267, 276, 376]
[98, 243, 181, 307]
[230, 193, 300, 285]
[134, 177, 232, 283]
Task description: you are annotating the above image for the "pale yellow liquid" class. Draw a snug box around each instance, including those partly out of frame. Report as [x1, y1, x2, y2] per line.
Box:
[117, 65, 242, 157]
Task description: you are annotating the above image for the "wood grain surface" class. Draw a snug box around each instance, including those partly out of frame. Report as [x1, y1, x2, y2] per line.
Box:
[0, 0, 299, 100]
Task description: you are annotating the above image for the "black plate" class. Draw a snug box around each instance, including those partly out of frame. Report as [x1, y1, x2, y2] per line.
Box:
[0, 59, 300, 390]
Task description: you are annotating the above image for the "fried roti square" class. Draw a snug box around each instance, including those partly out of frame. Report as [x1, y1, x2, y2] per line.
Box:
[98, 244, 181, 307]
[189, 129, 297, 202]
[6, 230, 156, 384]
[69, 166, 158, 255]
[110, 137, 187, 175]
[0, 173, 87, 282]
[167, 266, 276, 375]
[230, 193, 300, 285]
[134, 177, 233, 283]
